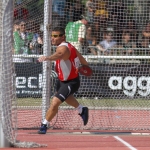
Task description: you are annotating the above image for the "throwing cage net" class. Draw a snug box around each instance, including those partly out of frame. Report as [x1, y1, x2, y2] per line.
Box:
[1, 0, 150, 148]
[0, 0, 17, 146]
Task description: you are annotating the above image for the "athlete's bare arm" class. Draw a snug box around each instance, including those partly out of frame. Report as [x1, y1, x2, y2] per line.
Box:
[38, 45, 70, 62]
[76, 49, 88, 66]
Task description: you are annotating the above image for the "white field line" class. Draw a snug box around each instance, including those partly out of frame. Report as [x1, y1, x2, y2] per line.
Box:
[114, 136, 137, 150]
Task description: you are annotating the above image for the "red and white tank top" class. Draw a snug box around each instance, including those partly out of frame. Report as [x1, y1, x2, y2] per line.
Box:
[55, 42, 80, 81]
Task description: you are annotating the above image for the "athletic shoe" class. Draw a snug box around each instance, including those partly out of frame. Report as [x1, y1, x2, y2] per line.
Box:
[38, 123, 47, 134]
[79, 107, 89, 125]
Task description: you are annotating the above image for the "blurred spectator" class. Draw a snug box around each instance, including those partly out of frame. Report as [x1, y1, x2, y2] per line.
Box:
[64, 0, 74, 22]
[25, 20, 43, 55]
[13, 20, 30, 55]
[138, 37, 150, 49]
[13, 20, 43, 62]
[109, 0, 127, 27]
[30, 32, 43, 55]
[96, 31, 117, 55]
[118, 31, 136, 55]
[123, 19, 138, 43]
[70, 0, 85, 22]
[94, 0, 108, 18]
[52, 12, 67, 29]
[86, 25, 97, 55]
[142, 22, 150, 42]
[13, 20, 20, 54]
[86, 26, 96, 46]
[86, 0, 95, 24]
[65, 15, 89, 54]
[109, 0, 128, 43]
[136, 37, 150, 55]
[52, 0, 67, 28]
[93, 0, 108, 42]
[14, 1, 29, 20]
[52, 0, 66, 17]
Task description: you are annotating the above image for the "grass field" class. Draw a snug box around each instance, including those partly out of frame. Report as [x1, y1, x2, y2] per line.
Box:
[17, 97, 150, 108]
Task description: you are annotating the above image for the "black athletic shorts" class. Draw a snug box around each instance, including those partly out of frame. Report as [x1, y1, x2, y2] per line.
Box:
[55, 76, 80, 102]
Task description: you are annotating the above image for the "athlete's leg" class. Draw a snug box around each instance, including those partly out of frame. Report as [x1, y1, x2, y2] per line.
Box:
[45, 96, 62, 121]
[65, 94, 89, 126]
[65, 94, 80, 108]
[38, 96, 62, 134]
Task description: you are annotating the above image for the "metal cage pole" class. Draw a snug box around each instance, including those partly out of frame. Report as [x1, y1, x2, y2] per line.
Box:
[0, 123, 10, 147]
[42, 0, 52, 121]
[0, 0, 13, 147]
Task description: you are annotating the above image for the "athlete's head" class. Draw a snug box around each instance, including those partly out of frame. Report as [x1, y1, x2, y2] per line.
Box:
[51, 27, 66, 46]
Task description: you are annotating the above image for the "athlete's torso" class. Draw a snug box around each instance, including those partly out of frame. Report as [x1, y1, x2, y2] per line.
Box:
[55, 42, 80, 81]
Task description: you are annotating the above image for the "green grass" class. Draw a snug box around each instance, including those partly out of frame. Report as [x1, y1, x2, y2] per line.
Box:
[17, 98, 42, 107]
[16, 97, 150, 108]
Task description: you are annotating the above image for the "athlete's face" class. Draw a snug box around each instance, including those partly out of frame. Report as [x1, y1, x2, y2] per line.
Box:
[51, 31, 65, 46]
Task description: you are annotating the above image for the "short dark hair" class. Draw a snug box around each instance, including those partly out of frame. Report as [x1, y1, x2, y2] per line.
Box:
[52, 27, 65, 35]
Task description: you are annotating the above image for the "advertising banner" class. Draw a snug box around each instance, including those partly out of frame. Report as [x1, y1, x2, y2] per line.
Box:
[15, 63, 43, 97]
[78, 63, 150, 98]
[15, 63, 150, 98]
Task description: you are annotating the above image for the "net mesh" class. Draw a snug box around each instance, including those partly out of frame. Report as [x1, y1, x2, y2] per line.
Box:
[0, 0, 46, 148]
[14, 0, 150, 130]
[1, 0, 17, 145]
[1, 0, 150, 147]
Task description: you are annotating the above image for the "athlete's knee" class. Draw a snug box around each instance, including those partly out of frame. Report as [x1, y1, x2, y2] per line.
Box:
[50, 97, 62, 110]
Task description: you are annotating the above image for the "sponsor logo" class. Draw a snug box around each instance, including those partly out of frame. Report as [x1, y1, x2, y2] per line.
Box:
[16, 74, 42, 89]
[108, 76, 150, 97]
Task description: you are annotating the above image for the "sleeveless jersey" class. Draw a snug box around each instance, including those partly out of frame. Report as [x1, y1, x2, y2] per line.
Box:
[55, 42, 80, 81]
[65, 22, 82, 42]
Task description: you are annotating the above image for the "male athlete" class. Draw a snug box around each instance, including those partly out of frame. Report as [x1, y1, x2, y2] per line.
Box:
[38, 27, 89, 134]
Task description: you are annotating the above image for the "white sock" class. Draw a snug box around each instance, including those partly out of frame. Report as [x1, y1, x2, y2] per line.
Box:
[76, 104, 83, 114]
[42, 119, 48, 125]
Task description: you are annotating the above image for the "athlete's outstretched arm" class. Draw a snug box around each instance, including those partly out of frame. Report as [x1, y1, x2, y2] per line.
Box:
[38, 45, 70, 62]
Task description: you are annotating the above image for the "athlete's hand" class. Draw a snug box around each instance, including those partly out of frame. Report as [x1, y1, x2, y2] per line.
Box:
[38, 56, 48, 62]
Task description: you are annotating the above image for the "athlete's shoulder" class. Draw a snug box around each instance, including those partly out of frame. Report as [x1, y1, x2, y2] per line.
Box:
[67, 42, 76, 49]
[58, 42, 68, 47]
